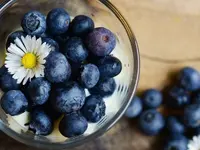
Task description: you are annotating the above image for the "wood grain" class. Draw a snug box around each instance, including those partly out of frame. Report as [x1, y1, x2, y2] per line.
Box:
[0, 0, 200, 149]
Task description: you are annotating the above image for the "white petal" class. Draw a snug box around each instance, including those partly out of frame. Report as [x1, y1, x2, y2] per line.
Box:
[37, 47, 51, 59]
[33, 37, 42, 54]
[31, 36, 37, 53]
[27, 35, 34, 53]
[37, 57, 46, 65]
[23, 69, 31, 85]
[188, 135, 200, 150]
[6, 56, 21, 62]
[21, 36, 30, 52]
[36, 43, 46, 56]
[28, 70, 35, 82]
[8, 43, 25, 56]
[6, 67, 20, 74]
[14, 38, 27, 53]
[5, 61, 21, 68]
[6, 53, 21, 62]
[16, 68, 27, 84]
[35, 65, 44, 78]
[24, 35, 32, 53]
[12, 67, 27, 84]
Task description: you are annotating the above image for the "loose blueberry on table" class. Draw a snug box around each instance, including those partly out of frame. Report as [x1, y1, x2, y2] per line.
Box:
[125, 96, 143, 118]
[139, 109, 165, 136]
[142, 89, 163, 109]
[166, 86, 190, 108]
[125, 66, 200, 150]
[164, 134, 188, 150]
[166, 116, 186, 134]
[0, 8, 121, 138]
[178, 67, 200, 91]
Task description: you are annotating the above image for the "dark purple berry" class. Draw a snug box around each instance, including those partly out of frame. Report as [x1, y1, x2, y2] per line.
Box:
[85, 27, 116, 56]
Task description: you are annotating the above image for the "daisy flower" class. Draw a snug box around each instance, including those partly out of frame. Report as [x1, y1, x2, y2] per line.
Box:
[188, 135, 200, 150]
[5, 35, 52, 85]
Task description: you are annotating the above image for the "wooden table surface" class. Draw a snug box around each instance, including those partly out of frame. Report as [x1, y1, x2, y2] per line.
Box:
[1, 0, 200, 149]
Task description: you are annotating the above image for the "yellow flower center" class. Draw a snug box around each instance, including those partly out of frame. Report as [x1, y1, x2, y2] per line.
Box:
[21, 53, 37, 69]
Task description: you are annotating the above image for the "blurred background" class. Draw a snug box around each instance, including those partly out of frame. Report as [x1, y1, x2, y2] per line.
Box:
[1, 0, 200, 149]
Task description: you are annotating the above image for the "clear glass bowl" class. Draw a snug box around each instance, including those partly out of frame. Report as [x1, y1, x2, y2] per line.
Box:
[0, 0, 140, 149]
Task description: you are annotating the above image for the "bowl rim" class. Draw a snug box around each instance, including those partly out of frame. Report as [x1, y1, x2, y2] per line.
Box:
[0, 0, 140, 149]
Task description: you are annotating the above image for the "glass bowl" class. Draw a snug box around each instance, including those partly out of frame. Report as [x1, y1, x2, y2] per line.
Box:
[0, 0, 140, 149]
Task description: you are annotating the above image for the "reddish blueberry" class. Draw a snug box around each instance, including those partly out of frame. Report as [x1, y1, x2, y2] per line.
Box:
[85, 27, 116, 56]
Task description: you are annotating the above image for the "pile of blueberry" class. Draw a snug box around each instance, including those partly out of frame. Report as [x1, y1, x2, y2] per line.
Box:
[0, 8, 122, 138]
[125, 67, 200, 150]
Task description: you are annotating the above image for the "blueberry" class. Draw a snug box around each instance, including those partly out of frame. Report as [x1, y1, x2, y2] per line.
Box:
[184, 104, 200, 128]
[97, 56, 122, 79]
[43, 86, 62, 120]
[42, 37, 59, 51]
[164, 134, 188, 150]
[142, 89, 163, 109]
[21, 11, 46, 36]
[178, 67, 200, 91]
[166, 116, 186, 134]
[125, 96, 143, 118]
[6, 31, 26, 48]
[47, 8, 70, 35]
[45, 51, 71, 83]
[0, 70, 20, 92]
[80, 64, 100, 89]
[29, 108, 53, 136]
[70, 15, 94, 37]
[44, 101, 62, 121]
[41, 31, 52, 38]
[81, 95, 106, 123]
[87, 52, 104, 64]
[166, 86, 190, 108]
[89, 78, 116, 97]
[63, 37, 88, 63]
[195, 126, 200, 135]
[85, 27, 116, 56]
[54, 32, 70, 49]
[28, 78, 51, 106]
[192, 90, 200, 104]
[59, 112, 88, 138]
[1, 90, 28, 116]
[53, 82, 86, 113]
[139, 109, 165, 135]
[0, 65, 6, 77]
